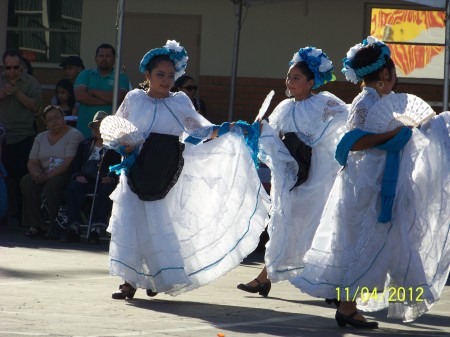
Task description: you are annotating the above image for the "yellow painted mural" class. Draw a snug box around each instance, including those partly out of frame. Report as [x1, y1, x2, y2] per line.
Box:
[371, 8, 445, 78]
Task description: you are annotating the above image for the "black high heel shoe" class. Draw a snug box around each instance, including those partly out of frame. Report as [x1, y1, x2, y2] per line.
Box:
[146, 289, 158, 297]
[112, 283, 136, 300]
[335, 310, 379, 329]
[325, 298, 341, 308]
[237, 278, 271, 297]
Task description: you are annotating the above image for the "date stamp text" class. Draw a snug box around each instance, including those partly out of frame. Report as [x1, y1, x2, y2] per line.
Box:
[335, 286, 424, 302]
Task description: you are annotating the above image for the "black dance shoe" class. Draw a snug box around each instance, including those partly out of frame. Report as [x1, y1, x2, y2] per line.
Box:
[335, 310, 379, 329]
[325, 298, 341, 308]
[237, 278, 271, 297]
[112, 283, 136, 300]
[146, 289, 158, 297]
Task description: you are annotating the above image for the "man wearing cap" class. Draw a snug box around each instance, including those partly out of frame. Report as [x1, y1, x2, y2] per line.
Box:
[61, 110, 121, 243]
[74, 43, 129, 138]
[49, 56, 85, 108]
[59, 55, 85, 83]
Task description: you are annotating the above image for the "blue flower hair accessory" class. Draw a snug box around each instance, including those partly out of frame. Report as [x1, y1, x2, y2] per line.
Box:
[139, 40, 188, 79]
[342, 36, 391, 84]
[289, 47, 336, 90]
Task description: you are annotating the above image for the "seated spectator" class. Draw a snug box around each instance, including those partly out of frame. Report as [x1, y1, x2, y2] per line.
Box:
[61, 111, 121, 243]
[55, 78, 78, 117]
[21, 105, 84, 238]
[173, 75, 207, 116]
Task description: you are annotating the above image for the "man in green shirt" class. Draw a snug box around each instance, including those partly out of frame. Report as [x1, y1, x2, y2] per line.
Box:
[74, 43, 129, 138]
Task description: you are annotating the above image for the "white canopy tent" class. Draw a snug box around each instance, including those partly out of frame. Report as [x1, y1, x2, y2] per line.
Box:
[405, 0, 450, 111]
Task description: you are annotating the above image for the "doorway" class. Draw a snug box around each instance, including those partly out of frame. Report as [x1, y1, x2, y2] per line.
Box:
[122, 13, 201, 89]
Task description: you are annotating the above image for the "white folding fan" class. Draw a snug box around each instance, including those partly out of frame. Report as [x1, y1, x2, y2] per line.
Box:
[99, 115, 145, 149]
[366, 93, 436, 133]
[255, 90, 275, 122]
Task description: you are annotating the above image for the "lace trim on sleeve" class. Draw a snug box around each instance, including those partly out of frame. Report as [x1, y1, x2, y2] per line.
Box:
[347, 105, 368, 130]
[184, 116, 203, 133]
[347, 88, 384, 131]
[322, 98, 341, 122]
[187, 124, 214, 140]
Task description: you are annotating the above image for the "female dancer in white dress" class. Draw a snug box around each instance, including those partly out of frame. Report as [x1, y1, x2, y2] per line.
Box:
[292, 36, 450, 328]
[237, 47, 349, 297]
[103, 41, 270, 299]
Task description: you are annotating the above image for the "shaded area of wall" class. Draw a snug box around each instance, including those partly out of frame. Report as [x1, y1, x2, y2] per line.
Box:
[199, 75, 445, 124]
[33, 67, 65, 109]
[26, 69, 445, 127]
[198, 76, 287, 124]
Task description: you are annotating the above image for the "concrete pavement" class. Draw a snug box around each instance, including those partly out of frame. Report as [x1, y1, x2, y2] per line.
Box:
[1, 225, 449, 337]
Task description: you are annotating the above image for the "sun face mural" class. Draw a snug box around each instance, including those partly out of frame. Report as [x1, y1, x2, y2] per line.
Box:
[371, 8, 445, 79]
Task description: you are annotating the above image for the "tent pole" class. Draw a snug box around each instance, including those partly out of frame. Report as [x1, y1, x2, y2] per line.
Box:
[112, 0, 125, 114]
[443, 0, 450, 111]
[228, 0, 243, 122]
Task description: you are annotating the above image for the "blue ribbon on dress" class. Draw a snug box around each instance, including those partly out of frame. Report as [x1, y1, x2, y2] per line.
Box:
[109, 145, 139, 174]
[184, 120, 261, 169]
[235, 120, 261, 169]
[109, 119, 261, 175]
[335, 127, 412, 223]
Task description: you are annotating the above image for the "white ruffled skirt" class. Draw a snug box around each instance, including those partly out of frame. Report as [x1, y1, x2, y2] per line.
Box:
[291, 113, 450, 322]
[107, 131, 270, 295]
[258, 122, 345, 282]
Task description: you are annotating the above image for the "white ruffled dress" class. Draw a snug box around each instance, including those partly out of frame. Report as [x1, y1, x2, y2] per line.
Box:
[258, 91, 349, 282]
[291, 87, 450, 322]
[107, 89, 270, 295]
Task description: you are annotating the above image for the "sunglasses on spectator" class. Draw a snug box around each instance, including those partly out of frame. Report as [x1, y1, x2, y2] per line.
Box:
[4, 65, 20, 70]
[182, 85, 198, 92]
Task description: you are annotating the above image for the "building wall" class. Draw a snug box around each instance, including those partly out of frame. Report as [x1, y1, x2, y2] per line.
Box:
[1, 0, 445, 121]
[94, 0, 430, 81]
[199, 75, 444, 124]
[80, 0, 370, 80]
[77, 0, 445, 122]
[0, 1, 7, 53]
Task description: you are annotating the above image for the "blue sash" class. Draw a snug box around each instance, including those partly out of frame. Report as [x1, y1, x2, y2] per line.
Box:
[335, 127, 412, 222]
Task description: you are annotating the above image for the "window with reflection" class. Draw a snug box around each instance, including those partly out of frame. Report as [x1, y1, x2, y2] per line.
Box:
[369, 6, 445, 79]
[6, 0, 83, 64]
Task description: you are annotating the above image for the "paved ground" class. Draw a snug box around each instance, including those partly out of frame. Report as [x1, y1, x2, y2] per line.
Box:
[1, 224, 449, 337]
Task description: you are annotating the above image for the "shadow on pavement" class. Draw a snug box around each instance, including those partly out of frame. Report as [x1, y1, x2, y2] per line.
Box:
[0, 224, 109, 253]
[125, 298, 450, 337]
